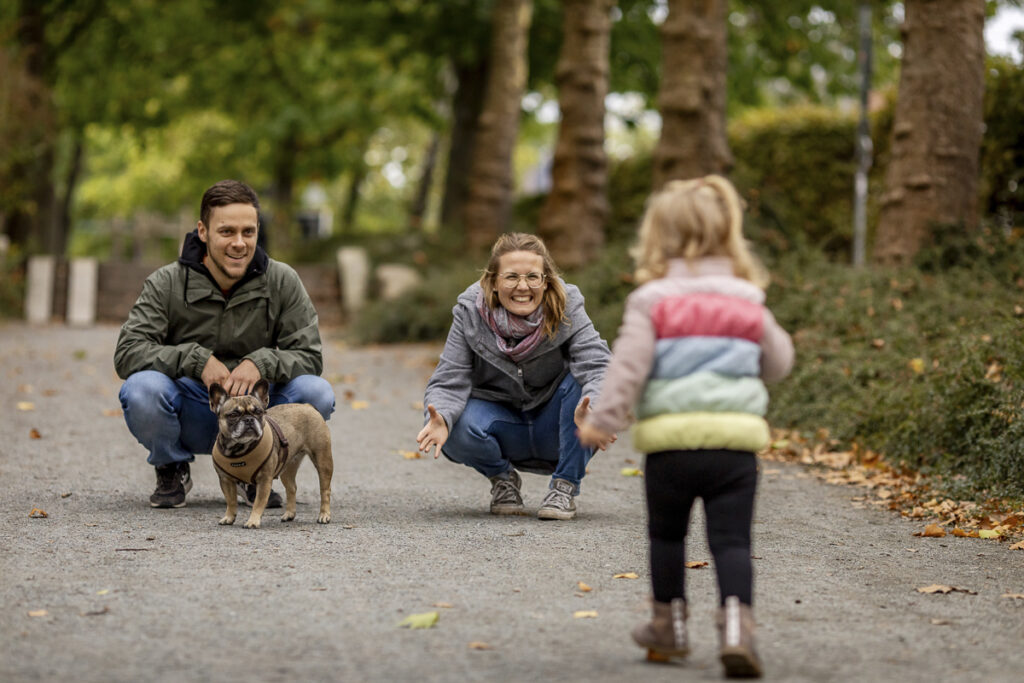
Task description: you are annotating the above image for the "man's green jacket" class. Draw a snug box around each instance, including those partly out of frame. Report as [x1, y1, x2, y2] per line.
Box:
[114, 231, 323, 383]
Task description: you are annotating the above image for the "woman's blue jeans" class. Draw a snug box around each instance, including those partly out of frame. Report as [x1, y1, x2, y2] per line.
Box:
[441, 373, 595, 495]
[119, 370, 335, 467]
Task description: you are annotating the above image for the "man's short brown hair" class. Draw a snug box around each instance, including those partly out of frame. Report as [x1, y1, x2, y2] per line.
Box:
[200, 180, 260, 227]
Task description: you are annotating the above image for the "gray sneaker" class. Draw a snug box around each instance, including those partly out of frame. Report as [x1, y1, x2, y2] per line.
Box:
[488, 470, 524, 515]
[538, 478, 577, 520]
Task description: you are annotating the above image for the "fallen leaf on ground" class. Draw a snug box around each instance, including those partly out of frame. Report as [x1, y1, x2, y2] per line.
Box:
[613, 572, 639, 579]
[930, 618, 951, 625]
[916, 584, 977, 595]
[620, 467, 643, 477]
[29, 428, 41, 439]
[29, 508, 47, 518]
[1002, 593, 1024, 600]
[17, 401, 35, 411]
[399, 450, 422, 460]
[871, 338, 886, 349]
[96, 589, 109, 596]
[951, 528, 979, 538]
[685, 561, 709, 569]
[432, 602, 454, 608]
[978, 529, 1001, 539]
[1010, 540, 1024, 550]
[908, 358, 925, 374]
[28, 609, 48, 617]
[398, 611, 439, 629]
[350, 400, 369, 410]
[573, 610, 598, 619]
[577, 582, 592, 592]
[468, 642, 493, 650]
[61, 492, 72, 498]
[915, 524, 946, 538]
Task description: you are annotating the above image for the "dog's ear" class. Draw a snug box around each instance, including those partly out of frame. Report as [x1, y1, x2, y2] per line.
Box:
[209, 383, 228, 413]
[252, 379, 270, 407]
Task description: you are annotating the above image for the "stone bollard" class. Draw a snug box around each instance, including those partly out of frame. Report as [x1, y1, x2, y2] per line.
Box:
[66, 258, 99, 326]
[376, 264, 422, 301]
[25, 255, 55, 324]
[336, 247, 370, 316]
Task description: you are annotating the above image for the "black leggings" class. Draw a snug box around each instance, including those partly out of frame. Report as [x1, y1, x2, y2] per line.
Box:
[644, 449, 758, 606]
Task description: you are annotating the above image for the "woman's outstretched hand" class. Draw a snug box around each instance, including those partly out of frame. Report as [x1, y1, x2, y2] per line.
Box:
[574, 397, 616, 450]
[416, 404, 449, 459]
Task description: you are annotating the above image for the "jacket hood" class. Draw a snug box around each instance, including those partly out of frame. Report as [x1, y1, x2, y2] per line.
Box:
[178, 229, 269, 294]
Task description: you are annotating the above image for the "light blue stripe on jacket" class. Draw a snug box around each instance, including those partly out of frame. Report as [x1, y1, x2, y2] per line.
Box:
[650, 336, 762, 380]
[637, 371, 769, 420]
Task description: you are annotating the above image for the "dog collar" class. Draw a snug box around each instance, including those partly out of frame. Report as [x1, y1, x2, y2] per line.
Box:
[212, 426, 275, 485]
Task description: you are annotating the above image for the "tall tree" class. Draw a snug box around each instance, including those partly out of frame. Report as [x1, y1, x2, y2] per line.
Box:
[873, 0, 986, 264]
[462, 0, 534, 250]
[538, 0, 613, 268]
[653, 0, 731, 189]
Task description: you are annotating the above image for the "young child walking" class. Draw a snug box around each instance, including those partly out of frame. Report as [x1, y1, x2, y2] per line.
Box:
[578, 175, 793, 678]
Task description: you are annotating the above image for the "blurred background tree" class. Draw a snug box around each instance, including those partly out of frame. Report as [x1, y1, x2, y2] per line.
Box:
[0, 0, 1020, 265]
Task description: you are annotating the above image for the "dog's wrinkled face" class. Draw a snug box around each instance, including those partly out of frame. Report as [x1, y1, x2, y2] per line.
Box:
[209, 379, 270, 447]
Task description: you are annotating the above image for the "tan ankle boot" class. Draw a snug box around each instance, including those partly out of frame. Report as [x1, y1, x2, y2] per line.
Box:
[632, 598, 689, 661]
[717, 596, 763, 678]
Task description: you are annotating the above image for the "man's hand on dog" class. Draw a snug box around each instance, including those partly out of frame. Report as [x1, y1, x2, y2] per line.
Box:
[203, 356, 262, 396]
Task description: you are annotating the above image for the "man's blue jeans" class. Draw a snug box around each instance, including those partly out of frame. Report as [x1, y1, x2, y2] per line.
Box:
[119, 370, 335, 467]
[441, 373, 595, 495]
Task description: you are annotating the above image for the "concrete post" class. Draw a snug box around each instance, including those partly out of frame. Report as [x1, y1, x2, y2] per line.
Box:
[337, 247, 370, 316]
[25, 255, 55, 324]
[66, 257, 99, 326]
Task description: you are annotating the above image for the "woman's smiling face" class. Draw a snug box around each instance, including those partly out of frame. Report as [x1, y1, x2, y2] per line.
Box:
[495, 251, 547, 317]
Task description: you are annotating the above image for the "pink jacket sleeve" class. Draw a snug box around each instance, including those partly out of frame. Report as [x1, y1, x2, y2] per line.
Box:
[586, 291, 657, 434]
[760, 308, 794, 383]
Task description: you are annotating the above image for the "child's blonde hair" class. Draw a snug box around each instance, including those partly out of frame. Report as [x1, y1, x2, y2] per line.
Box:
[631, 175, 768, 288]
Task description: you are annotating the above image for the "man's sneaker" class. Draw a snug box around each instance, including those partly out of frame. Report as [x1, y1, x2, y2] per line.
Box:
[537, 478, 577, 520]
[237, 482, 283, 509]
[150, 462, 192, 508]
[488, 470, 524, 515]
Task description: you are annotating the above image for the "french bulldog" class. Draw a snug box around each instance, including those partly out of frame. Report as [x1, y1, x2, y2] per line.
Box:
[209, 379, 333, 529]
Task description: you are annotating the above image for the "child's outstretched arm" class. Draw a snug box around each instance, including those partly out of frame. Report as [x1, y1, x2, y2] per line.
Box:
[760, 309, 794, 382]
[584, 289, 659, 435]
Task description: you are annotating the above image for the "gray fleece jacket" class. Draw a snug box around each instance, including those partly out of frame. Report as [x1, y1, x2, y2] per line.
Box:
[424, 281, 611, 430]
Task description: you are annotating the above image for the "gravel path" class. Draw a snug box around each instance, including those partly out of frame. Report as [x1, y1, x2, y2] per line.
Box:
[1, 323, 1022, 682]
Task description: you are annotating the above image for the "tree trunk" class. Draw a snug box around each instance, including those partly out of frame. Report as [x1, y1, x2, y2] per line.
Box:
[57, 133, 85, 256]
[461, 0, 533, 251]
[439, 59, 488, 236]
[653, 0, 731, 189]
[537, 0, 613, 269]
[269, 131, 300, 253]
[409, 133, 441, 230]
[873, 0, 986, 264]
[5, 0, 59, 255]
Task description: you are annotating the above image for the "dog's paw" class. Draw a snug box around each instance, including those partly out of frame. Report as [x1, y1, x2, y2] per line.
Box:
[280, 511, 296, 522]
[243, 518, 262, 529]
[317, 512, 331, 524]
[219, 515, 236, 525]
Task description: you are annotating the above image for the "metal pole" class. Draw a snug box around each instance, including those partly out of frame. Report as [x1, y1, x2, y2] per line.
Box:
[853, 1, 873, 267]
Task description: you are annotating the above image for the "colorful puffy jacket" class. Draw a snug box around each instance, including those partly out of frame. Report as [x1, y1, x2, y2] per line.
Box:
[587, 257, 793, 454]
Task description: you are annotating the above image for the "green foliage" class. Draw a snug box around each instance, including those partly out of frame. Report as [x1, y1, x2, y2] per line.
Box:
[980, 56, 1024, 229]
[349, 261, 482, 345]
[729, 104, 863, 256]
[767, 228, 1024, 499]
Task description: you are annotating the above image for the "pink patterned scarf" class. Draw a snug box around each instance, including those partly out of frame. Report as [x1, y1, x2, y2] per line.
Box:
[476, 291, 546, 363]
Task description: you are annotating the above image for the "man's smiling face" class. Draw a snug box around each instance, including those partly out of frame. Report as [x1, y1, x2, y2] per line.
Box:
[198, 203, 259, 290]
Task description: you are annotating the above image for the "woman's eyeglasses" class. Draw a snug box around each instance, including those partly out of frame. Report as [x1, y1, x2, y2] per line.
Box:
[498, 272, 546, 289]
